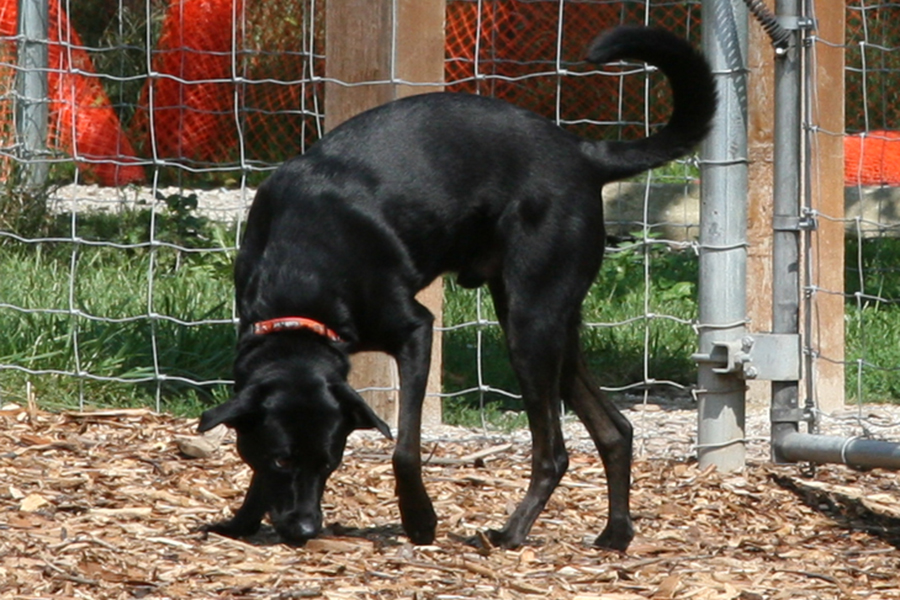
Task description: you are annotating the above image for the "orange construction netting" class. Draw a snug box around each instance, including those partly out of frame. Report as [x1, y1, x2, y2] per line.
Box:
[142, 0, 704, 166]
[130, 0, 322, 167]
[845, 131, 900, 187]
[0, 31, 14, 182]
[844, 3, 900, 186]
[130, 0, 243, 165]
[0, 0, 897, 188]
[232, 0, 324, 164]
[0, 0, 143, 186]
[445, 0, 703, 141]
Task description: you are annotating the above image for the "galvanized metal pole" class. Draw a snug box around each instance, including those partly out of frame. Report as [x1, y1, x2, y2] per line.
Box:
[15, 0, 50, 191]
[696, 0, 749, 471]
[769, 0, 804, 463]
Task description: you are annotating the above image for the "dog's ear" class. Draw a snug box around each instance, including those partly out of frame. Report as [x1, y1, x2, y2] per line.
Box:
[198, 392, 256, 432]
[331, 382, 393, 440]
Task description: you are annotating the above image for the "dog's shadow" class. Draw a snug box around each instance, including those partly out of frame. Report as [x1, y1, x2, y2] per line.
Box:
[230, 522, 407, 548]
[324, 522, 407, 546]
[232, 522, 506, 550]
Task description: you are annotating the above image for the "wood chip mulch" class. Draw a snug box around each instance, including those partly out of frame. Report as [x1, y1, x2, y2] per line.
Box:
[2, 403, 900, 600]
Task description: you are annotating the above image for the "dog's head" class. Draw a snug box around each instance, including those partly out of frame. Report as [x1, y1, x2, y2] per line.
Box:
[198, 345, 392, 544]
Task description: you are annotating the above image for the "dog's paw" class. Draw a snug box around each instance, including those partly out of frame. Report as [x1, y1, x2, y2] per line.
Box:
[460, 529, 501, 552]
[197, 519, 261, 539]
[484, 527, 525, 550]
[406, 527, 436, 545]
[592, 520, 634, 552]
[400, 504, 437, 545]
[403, 519, 437, 545]
[462, 527, 524, 550]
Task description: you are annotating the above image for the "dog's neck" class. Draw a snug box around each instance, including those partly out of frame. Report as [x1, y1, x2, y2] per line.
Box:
[251, 317, 343, 343]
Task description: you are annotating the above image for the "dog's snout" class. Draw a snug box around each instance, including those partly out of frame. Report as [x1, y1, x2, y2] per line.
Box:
[292, 519, 322, 543]
[273, 511, 323, 545]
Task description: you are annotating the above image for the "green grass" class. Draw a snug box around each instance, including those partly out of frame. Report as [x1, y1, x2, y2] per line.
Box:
[0, 201, 239, 413]
[1, 214, 698, 421]
[845, 236, 900, 403]
[0, 249, 237, 411]
[442, 238, 700, 418]
[3, 200, 900, 421]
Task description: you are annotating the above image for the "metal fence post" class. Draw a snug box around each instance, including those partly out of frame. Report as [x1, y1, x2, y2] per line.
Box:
[768, 0, 804, 462]
[695, 0, 749, 471]
[15, 0, 50, 191]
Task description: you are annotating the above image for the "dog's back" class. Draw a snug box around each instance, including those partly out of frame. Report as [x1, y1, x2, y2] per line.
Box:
[242, 26, 715, 297]
[294, 25, 715, 199]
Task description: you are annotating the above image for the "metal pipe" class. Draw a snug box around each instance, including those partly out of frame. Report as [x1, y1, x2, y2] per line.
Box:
[15, 0, 50, 191]
[696, 0, 749, 472]
[769, 0, 804, 463]
[778, 432, 900, 470]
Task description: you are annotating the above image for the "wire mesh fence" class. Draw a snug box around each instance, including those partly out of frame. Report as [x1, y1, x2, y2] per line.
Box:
[0, 0, 899, 456]
[0, 0, 705, 442]
[808, 0, 900, 446]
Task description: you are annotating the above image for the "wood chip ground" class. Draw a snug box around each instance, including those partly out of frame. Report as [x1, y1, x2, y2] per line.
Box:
[2, 401, 900, 599]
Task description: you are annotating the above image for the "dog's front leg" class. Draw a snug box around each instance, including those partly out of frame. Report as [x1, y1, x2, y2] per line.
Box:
[390, 303, 438, 545]
[201, 472, 268, 539]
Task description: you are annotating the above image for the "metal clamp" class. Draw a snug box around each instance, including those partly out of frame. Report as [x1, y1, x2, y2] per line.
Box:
[770, 405, 810, 424]
[773, 215, 818, 232]
[692, 338, 754, 379]
[776, 16, 817, 32]
[693, 333, 801, 381]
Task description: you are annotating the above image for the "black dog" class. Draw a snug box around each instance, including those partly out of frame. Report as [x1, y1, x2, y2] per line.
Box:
[197, 26, 716, 551]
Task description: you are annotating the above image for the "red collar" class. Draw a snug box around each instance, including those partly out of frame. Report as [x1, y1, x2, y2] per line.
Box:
[251, 317, 343, 342]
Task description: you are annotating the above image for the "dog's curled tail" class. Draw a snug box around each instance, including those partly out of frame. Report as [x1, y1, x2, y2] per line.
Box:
[582, 26, 717, 181]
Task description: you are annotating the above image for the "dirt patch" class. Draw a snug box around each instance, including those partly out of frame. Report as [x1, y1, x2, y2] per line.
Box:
[2, 405, 900, 599]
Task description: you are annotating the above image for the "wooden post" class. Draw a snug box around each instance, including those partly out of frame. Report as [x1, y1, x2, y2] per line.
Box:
[808, 2, 845, 412]
[745, 3, 776, 410]
[745, 2, 844, 413]
[324, 0, 445, 427]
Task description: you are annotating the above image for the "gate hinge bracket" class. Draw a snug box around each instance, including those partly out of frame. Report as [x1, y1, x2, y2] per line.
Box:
[693, 333, 801, 381]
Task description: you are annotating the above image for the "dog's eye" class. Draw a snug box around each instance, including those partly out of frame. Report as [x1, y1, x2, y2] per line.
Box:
[273, 457, 292, 470]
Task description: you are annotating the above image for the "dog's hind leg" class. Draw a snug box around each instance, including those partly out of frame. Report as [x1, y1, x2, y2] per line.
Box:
[483, 279, 571, 549]
[561, 342, 634, 551]
[390, 299, 439, 544]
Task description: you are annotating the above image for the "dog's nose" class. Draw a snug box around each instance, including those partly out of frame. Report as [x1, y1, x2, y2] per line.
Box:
[275, 514, 322, 545]
[294, 518, 321, 541]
